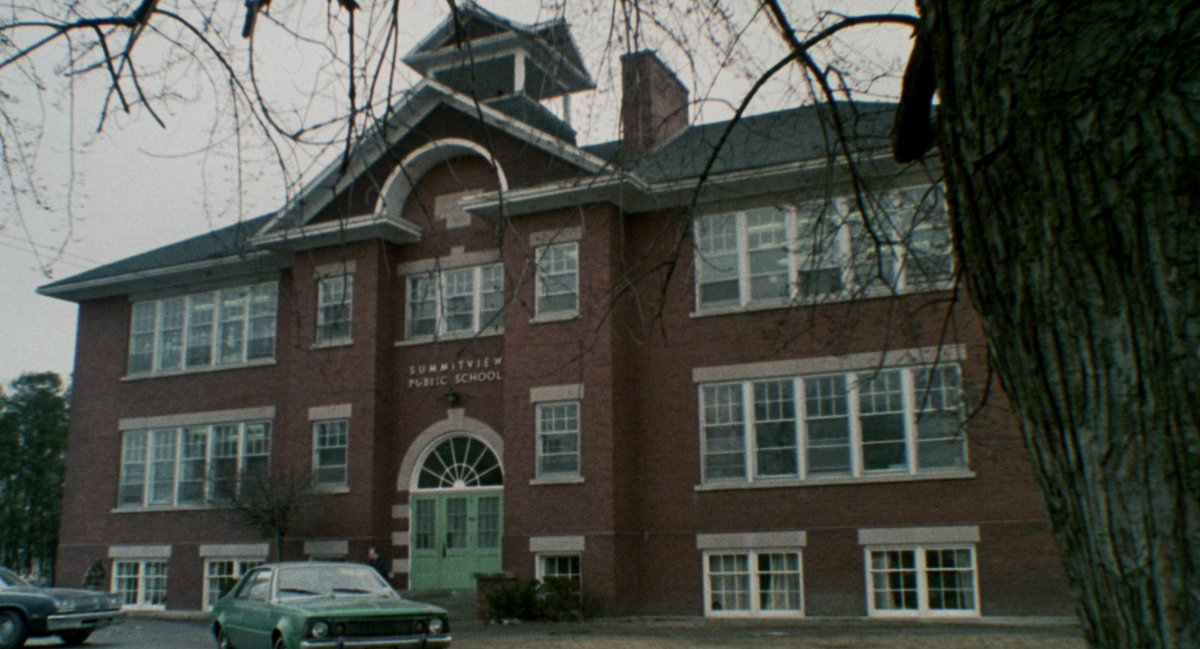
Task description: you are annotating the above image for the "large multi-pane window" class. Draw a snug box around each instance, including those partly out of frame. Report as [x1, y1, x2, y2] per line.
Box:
[694, 186, 951, 311]
[312, 420, 348, 487]
[699, 365, 965, 484]
[127, 282, 278, 375]
[536, 401, 580, 477]
[118, 421, 271, 508]
[204, 559, 263, 610]
[535, 243, 579, 316]
[704, 550, 803, 617]
[113, 560, 168, 609]
[316, 274, 353, 343]
[866, 546, 978, 616]
[405, 263, 503, 339]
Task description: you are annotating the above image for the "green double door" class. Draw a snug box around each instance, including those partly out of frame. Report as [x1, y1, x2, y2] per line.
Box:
[410, 492, 503, 590]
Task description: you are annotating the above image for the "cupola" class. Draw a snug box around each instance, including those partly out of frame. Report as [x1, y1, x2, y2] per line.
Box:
[403, 3, 594, 142]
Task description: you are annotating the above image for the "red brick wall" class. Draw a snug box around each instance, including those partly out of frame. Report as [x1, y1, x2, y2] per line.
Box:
[55, 107, 1071, 618]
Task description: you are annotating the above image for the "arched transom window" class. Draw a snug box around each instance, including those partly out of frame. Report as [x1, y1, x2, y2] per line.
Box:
[417, 435, 503, 489]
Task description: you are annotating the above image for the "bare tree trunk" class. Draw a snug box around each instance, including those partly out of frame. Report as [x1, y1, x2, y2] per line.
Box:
[919, 2, 1199, 647]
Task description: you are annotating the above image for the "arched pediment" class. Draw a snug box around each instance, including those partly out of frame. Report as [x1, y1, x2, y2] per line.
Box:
[397, 408, 504, 492]
[375, 138, 508, 223]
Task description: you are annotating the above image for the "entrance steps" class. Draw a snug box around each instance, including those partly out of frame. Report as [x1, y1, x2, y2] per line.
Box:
[402, 589, 479, 624]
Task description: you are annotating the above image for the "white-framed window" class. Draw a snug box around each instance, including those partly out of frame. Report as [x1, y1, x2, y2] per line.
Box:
[694, 186, 950, 312]
[699, 365, 965, 484]
[536, 401, 580, 477]
[203, 558, 263, 610]
[703, 550, 803, 617]
[127, 281, 278, 375]
[113, 560, 168, 609]
[405, 263, 503, 339]
[535, 242, 578, 317]
[537, 554, 582, 591]
[316, 273, 353, 344]
[312, 419, 348, 487]
[865, 545, 978, 616]
[118, 421, 270, 508]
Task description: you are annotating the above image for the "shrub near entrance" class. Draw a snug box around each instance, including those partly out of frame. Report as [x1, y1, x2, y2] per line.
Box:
[485, 578, 601, 622]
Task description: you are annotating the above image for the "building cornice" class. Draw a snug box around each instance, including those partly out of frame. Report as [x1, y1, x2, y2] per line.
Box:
[36, 250, 283, 302]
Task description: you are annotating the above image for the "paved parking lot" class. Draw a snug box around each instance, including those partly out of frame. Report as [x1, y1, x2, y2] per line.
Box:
[26, 615, 1087, 649]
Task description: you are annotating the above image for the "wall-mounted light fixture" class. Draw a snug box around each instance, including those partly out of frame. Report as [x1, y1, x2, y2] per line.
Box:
[443, 389, 461, 406]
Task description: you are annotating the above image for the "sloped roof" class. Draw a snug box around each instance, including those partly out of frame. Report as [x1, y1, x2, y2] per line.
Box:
[40, 101, 902, 302]
[589, 101, 896, 182]
[38, 214, 276, 299]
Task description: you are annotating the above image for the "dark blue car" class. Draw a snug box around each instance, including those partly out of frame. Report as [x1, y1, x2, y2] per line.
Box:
[0, 567, 123, 648]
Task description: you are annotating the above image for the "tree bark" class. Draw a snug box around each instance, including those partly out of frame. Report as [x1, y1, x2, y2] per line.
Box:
[918, 2, 1200, 646]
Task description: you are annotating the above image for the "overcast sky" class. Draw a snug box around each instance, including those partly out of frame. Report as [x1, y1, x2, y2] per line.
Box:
[0, 0, 912, 388]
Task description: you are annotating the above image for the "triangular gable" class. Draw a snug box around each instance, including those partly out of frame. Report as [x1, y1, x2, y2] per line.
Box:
[252, 79, 611, 243]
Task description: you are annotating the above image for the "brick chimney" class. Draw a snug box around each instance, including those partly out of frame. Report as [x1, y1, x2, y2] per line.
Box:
[620, 50, 689, 156]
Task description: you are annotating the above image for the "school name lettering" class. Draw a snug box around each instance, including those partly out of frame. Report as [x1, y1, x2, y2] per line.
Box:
[407, 356, 503, 388]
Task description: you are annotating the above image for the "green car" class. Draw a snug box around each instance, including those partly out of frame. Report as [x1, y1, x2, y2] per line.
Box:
[210, 562, 451, 649]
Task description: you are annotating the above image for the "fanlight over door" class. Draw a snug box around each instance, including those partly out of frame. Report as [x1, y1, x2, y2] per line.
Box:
[410, 435, 503, 590]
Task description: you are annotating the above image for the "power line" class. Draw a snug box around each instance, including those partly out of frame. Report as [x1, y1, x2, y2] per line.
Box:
[0, 233, 107, 270]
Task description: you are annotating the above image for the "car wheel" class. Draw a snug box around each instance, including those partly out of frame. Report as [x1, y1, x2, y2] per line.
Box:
[0, 610, 28, 649]
[57, 631, 91, 646]
[272, 635, 288, 649]
[215, 627, 236, 649]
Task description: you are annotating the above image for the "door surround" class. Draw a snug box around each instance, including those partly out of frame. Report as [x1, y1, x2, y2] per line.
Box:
[397, 408, 504, 492]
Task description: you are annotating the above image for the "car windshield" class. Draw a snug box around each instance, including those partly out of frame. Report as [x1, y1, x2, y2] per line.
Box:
[0, 568, 31, 589]
[274, 564, 394, 600]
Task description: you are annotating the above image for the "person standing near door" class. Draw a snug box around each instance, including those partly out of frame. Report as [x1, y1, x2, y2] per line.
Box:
[367, 547, 391, 584]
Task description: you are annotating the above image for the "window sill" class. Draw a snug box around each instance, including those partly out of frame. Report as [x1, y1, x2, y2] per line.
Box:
[111, 504, 223, 513]
[705, 611, 806, 619]
[530, 475, 585, 486]
[310, 484, 350, 495]
[311, 338, 353, 350]
[530, 311, 580, 325]
[122, 358, 277, 381]
[695, 469, 975, 492]
[690, 284, 955, 319]
[868, 610, 981, 619]
[395, 329, 503, 347]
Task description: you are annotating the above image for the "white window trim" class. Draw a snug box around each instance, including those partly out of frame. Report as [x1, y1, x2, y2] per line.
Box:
[315, 272, 354, 347]
[702, 548, 805, 618]
[535, 553, 582, 588]
[534, 400, 581, 481]
[119, 407, 276, 432]
[126, 281, 278, 377]
[111, 559, 169, 610]
[312, 419, 349, 490]
[697, 364, 968, 486]
[203, 557, 264, 611]
[693, 187, 953, 316]
[403, 262, 504, 341]
[863, 544, 980, 618]
[116, 420, 271, 511]
[534, 242, 579, 320]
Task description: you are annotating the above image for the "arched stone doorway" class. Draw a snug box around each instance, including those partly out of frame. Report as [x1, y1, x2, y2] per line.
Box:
[399, 412, 504, 590]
